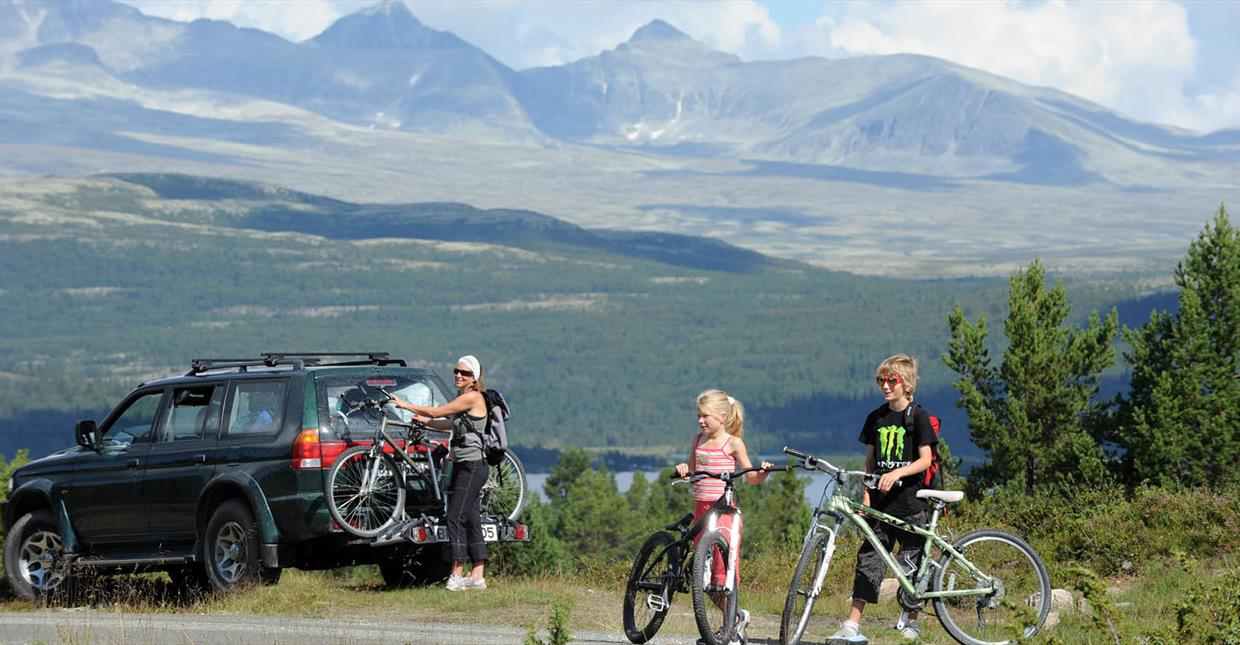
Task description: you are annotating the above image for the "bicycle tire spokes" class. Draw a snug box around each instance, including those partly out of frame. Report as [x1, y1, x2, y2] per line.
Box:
[933, 531, 1051, 645]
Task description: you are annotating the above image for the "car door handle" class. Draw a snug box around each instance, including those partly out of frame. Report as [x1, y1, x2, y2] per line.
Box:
[190, 454, 207, 465]
[127, 458, 140, 468]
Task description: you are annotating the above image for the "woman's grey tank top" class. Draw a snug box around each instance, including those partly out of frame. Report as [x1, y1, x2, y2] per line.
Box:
[451, 412, 485, 463]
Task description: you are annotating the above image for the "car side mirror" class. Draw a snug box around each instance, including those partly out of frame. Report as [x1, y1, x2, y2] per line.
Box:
[75, 419, 99, 450]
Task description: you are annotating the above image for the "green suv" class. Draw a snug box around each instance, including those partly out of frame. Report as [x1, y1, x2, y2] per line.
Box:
[2, 353, 528, 600]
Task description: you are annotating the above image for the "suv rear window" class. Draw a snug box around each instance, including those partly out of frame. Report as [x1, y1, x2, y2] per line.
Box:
[317, 373, 449, 440]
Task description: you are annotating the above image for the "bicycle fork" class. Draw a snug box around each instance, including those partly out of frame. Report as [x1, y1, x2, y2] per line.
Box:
[807, 521, 841, 601]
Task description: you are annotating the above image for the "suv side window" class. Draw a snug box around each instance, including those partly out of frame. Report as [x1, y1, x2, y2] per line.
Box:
[100, 390, 165, 447]
[160, 385, 224, 442]
[226, 380, 287, 436]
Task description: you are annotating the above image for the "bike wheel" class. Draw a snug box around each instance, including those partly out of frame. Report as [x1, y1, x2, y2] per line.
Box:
[622, 531, 679, 644]
[692, 529, 738, 645]
[780, 527, 838, 645]
[932, 530, 1052, 645]
[481, 450, 528, 522]
[326, 446, 406, 538]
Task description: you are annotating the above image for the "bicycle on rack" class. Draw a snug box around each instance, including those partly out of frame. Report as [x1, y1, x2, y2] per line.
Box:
[325, 393, 528, 539]
[622, 465, 785, 645]
[778, 447, 1051, 645]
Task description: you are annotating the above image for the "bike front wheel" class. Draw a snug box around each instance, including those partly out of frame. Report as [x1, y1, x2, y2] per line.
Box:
[480, 450, 528, 522]
[622, 531, 679, 644]
[326, 446, 406, 538]
[932, 529, 1052, 645]
[781, 526, 838, 645]
[691, 529, 738, 645]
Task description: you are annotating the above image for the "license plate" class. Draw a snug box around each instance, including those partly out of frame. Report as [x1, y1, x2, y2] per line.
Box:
[432, 524, 499, 542]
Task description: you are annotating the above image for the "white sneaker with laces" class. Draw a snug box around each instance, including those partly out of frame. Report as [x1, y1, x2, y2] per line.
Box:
[731, 608, 750, 644]
[445, 575, 468, 592]
[898, 618, 920, 641]
[466, 576, 487, 590]
[827, 620, 869, 645]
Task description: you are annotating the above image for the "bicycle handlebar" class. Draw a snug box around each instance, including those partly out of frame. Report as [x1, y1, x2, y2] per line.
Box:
[669, 464, 788, 481]
[782, 446, 896, 489]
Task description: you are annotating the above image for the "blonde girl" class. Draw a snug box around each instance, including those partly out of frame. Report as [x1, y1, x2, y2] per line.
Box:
[674, 389, 773, 640]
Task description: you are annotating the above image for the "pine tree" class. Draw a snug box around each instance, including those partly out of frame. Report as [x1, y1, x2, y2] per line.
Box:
[946, 258, 1118, 494]
[1117, 206, 1240, 488]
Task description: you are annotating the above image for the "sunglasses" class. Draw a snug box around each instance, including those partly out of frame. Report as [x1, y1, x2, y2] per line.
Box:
[453, 368, 474, 378]
[875, 375, 903, 387]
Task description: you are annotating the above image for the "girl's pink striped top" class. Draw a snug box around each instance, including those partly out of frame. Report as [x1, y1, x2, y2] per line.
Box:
[692, 433, 736, 502]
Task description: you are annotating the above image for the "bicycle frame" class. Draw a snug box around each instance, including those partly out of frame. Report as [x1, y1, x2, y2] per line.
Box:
[805, 470, 997, 606]
[356, 413, 451, 516]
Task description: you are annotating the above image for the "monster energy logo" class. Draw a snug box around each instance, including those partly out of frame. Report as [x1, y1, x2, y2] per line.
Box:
[877, 424, 906, 462]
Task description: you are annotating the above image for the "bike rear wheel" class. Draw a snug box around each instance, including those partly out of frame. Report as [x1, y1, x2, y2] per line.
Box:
[622, 531, 679, 644]
[692, 529, 738, 645]
[326, 446, 406, 538]
[481, 450, 528, 522]
[932, 529, 1052, 645]
[780, 527, 837, 645]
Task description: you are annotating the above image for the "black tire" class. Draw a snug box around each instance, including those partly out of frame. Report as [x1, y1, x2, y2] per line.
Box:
[481, 450, 528, 522]
[379, 546, 452, 587]
[326, 446, 406, 538]
[202, 500, 274, 593]
[622, 531, 679, 643]
[3, 510, 70, 602]
[780, 528, 838, 645]
[932, 529, 1052, 645]
[691, 529, 738, 645]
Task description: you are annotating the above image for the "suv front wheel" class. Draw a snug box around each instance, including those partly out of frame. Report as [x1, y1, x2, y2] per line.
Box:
[202, 500, 280, 592]
[4, 509, 70, 601]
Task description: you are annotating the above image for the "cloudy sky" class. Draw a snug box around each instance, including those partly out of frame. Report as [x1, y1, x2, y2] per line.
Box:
[121, 0, 1240, 133]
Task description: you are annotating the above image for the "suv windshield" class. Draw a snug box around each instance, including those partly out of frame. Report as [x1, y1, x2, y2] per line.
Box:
[317, 372, 449, 439]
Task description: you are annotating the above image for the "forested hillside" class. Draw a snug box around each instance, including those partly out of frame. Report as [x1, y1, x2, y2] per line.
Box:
[0, 175, 1158, 464]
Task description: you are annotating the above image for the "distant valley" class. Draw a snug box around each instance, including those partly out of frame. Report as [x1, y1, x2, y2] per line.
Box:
[0, 174, 1168, 465]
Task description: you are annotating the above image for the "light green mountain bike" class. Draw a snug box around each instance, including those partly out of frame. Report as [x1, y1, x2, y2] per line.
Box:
[779, 447, 1051, 645]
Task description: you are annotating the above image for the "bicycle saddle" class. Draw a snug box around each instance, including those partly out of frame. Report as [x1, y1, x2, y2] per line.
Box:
[916, 489, 964, 503]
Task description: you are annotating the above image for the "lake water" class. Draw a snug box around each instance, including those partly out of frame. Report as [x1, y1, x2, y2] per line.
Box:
[526, 470, 836, 506]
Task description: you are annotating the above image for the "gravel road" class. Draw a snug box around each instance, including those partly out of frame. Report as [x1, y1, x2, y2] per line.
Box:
[0, 610, 721, 644]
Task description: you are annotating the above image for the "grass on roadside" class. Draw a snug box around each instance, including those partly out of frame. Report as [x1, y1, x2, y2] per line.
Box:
[1, 551, 1236, 644]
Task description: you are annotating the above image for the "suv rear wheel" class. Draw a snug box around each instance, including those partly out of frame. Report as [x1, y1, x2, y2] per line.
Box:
[203, 500, 280, 592]
[4, 510, 70, 601]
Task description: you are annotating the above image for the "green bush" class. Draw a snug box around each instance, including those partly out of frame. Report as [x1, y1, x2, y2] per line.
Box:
[952, 481, 1240, 577]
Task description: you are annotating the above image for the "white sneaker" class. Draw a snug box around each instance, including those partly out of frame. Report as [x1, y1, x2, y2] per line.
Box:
[897, 619, 920, 641]
[445, 575, 468, 591]
[732, 608, 750, 644]
[466, 576, 487, 590]
[827, 620, 869, 645]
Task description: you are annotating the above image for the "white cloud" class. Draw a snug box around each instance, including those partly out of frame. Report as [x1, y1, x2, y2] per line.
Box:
[807, 0, 1240, 132]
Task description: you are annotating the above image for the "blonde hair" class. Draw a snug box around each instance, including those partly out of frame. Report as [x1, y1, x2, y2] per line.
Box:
[697, 389, 745, 439]
[877, 354, 918, 398]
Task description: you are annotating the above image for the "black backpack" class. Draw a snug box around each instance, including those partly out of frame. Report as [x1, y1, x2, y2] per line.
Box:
[480, 389, 509, 466]
[902, 403, 945, 489]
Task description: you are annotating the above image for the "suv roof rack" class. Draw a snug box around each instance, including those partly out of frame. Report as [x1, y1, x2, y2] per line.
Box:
[188, 352, 407, 375]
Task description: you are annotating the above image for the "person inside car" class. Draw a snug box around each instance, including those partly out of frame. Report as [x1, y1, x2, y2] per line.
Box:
[389, 354, 490, 591]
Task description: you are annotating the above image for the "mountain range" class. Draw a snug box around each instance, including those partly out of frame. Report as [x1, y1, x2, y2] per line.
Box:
[1, 0, 1238, 278]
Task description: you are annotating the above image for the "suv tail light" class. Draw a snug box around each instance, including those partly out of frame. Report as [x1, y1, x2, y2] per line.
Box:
[292, 428, 321, 469]
[293, 428, 349, 469]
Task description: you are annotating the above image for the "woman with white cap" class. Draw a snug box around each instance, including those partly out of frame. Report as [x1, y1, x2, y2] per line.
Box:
[389, 355, 491, 591]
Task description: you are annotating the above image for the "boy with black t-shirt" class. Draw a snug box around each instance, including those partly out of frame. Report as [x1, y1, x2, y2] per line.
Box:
[828, 354, 937, 645]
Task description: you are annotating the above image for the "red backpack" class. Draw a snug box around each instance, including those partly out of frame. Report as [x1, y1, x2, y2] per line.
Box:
[902, 403, 945, 489]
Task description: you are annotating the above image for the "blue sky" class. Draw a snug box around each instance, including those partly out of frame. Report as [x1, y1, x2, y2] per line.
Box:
[122, 0, 1240, 133]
